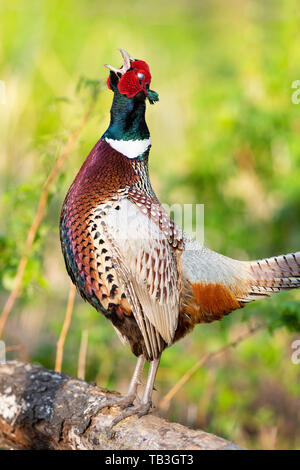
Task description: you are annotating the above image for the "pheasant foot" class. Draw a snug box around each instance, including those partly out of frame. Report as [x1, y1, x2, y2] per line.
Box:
[105, 401, 153, 438]
[97, 392, 137, 412]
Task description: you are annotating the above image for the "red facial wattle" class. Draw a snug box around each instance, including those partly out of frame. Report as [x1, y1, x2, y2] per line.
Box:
[107, 60, 152, 98]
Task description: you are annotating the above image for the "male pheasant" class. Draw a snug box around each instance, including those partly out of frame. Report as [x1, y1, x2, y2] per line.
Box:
[60, 49, 300, 427]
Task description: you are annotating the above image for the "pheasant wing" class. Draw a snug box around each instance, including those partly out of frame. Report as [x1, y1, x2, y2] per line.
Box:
[103, 198, 180, 356]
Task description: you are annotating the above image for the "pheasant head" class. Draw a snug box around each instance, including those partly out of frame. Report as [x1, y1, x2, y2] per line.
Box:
[105, 49, 159, 104]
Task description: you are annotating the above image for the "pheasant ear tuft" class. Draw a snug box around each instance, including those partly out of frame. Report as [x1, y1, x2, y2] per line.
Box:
[147, 89, 159, 104]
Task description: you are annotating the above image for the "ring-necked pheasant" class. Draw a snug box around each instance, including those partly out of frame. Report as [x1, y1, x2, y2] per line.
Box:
[60, 49, 300, 428]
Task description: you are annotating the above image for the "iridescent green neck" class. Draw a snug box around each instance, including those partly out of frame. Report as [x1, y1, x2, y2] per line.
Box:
[103, 90, 150, 142]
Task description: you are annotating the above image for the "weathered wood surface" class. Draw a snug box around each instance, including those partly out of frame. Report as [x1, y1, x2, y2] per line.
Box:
[0, 361, 243, 450]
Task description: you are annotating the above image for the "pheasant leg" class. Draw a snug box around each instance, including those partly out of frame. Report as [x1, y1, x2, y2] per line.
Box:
[97, 355, 145, 411]
[106, 356, 161, 437]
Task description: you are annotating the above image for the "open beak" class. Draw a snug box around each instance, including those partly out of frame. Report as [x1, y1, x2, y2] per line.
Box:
[104, 49, 134, 76]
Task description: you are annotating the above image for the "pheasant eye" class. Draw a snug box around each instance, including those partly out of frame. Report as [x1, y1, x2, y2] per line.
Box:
[137, 72, 145, 79]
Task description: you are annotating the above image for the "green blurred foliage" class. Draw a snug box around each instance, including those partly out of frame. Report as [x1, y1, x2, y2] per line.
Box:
[1, 0, 300, 449]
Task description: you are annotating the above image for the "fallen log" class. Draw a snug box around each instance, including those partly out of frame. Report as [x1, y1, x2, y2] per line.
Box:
[0, 361, 243, 450]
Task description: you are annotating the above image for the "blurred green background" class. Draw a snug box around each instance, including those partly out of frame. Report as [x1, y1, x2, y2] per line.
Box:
[1, 0, 300, 449]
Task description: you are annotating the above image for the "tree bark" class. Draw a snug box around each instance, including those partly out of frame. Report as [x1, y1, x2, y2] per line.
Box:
[0, 361, 243, 450]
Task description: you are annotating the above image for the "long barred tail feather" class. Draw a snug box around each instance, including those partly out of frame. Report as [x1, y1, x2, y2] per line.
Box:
[241, 252, 300, 302]
[180, 243, 300, 326]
